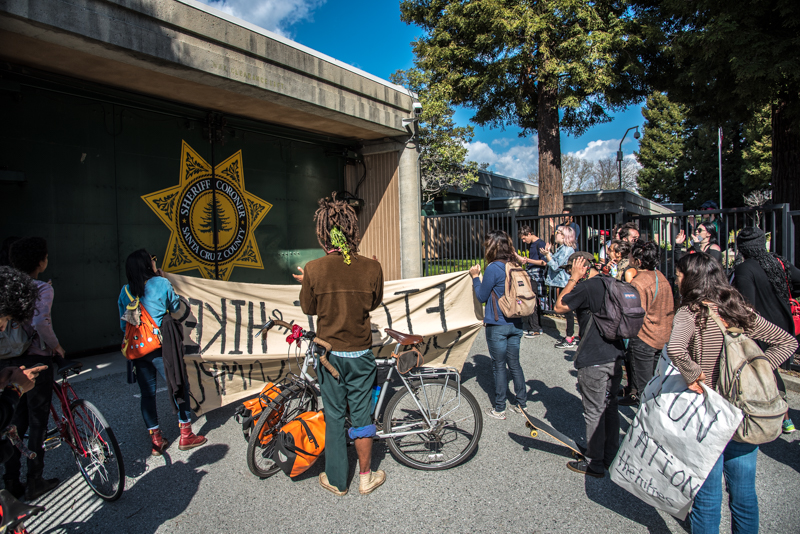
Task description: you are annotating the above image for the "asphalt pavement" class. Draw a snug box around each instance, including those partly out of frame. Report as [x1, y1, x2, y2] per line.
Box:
[23, 318, 800, 533]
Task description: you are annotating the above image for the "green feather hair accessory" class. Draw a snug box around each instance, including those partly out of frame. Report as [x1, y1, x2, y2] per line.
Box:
[330, 226, 351, 265]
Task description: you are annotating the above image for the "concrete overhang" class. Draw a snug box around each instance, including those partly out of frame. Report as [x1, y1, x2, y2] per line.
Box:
[0, 0, 415, 140]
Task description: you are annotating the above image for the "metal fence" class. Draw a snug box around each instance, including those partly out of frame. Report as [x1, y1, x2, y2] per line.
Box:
[422, 204, 795, 279]
[629, 204, 793, 281]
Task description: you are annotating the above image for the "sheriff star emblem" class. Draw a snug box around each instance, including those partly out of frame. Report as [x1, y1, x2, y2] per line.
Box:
[142, 141, 272, 280]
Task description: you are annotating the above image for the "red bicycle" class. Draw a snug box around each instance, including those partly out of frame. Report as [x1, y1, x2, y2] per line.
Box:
[42, 358, 125, 501]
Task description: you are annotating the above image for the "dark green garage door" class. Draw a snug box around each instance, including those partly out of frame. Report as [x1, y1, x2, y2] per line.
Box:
[0, 72, 347, 352]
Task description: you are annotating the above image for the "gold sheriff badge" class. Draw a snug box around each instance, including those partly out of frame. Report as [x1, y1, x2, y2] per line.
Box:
[142, 141, 272, 280]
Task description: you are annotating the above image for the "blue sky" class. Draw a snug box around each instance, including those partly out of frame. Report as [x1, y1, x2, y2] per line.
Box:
[197, 0, 644, 181]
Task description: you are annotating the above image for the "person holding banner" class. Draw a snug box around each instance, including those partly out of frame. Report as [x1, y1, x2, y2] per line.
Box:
[298, 195, 385, 497]
[469, 230, 527, 420]
[666, 253, 796, 534]
[553, 252, 626, 478]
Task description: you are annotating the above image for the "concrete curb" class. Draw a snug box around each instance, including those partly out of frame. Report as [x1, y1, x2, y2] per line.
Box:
[779, 370, 800, 394]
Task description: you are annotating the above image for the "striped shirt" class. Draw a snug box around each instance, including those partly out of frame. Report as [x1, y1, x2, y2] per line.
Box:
[666, 305, 797, 389]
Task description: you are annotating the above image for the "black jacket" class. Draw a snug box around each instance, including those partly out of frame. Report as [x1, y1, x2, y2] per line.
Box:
[160, 314, 193, 413]
[732, 258, 800, 339]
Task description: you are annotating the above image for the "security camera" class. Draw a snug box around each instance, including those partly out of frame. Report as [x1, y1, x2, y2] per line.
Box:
[412, 102, 423, 117]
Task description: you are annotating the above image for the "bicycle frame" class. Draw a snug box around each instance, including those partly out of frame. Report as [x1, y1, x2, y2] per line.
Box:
[293, 338, 465, 441]
[46, 375, 93, 458]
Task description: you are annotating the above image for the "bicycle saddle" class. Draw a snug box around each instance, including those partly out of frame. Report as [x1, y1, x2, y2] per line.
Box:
[384, 329, 423, 345]
[0, 489, 44, 532]
[56, 360, 83, 376]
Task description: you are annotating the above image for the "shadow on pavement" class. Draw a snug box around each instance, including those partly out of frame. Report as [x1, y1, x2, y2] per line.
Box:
[526, 379, 584, 437]
[583, 473, 676, 534]
[38, 444, 229, 534]
[460, 354, 494, 407]
[759, 406, 800, 475]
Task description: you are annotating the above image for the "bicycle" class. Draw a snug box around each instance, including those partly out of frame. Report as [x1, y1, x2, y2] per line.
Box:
[40, 357, 125, 501]
[243, 318, 482, 478]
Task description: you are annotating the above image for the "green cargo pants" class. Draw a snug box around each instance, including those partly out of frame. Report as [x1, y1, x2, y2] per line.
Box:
[319, 352, 376, 491]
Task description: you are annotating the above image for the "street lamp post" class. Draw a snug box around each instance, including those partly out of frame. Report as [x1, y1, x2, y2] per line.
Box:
[617, 126, 641, 189]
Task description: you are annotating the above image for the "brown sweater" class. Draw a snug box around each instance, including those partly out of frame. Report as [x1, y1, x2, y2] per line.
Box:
[630, 270, 674, 350]
[666, 305, 797, 389]
[300, 253, 384, 352]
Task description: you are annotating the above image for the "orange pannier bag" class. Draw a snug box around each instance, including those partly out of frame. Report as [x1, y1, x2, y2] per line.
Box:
[121, 286, 162, 360]
[274, 411, 325, 478]
[235, 382, 284, 441]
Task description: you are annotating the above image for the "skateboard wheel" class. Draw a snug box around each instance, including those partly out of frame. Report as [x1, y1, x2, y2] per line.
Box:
[530, 430, 538, 438]
[525, 421, 533, 430]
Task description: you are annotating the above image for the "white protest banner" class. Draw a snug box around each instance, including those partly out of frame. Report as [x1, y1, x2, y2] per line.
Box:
[610, 349, 742, 519]
[166, 270, 484, 414]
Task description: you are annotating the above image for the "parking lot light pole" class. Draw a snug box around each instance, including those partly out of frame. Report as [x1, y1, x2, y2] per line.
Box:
[617, 126, 641, 189]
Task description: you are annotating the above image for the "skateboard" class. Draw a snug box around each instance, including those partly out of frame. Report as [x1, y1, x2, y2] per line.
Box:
[519, 407, 584, 460]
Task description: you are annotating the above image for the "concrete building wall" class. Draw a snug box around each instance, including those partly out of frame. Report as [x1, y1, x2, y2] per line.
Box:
[345, 152, 402, 281]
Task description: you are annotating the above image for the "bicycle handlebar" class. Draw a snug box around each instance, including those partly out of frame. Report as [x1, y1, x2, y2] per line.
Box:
[254, 318, 340, 380]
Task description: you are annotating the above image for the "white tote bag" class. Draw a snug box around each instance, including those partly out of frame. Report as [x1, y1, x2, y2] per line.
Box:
[610, 348, 743, 519]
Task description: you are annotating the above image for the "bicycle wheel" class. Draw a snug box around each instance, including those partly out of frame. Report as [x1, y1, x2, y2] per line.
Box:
[69, 400, 125, 501]
[246, 382, 318, 478]
[384, 378, 482, 470]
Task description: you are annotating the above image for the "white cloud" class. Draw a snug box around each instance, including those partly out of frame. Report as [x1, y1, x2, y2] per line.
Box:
[466, 135, 640, 180]
[490, 137, 513, 148]
[197, 0, 325, 37]
[568, 137, 639, 163]
[466, 137, 540, 180]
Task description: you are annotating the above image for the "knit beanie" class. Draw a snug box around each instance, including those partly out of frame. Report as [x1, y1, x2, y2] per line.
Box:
[736, 227, 766, 258]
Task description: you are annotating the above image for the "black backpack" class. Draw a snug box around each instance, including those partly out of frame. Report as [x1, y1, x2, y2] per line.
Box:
[593, 275, 645, 340]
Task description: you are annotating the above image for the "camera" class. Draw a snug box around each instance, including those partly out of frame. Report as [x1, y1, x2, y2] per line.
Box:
[412, 102, 423, 117]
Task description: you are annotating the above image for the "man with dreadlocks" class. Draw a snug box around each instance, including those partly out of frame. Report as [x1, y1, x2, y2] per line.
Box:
[732, 226, 800, 433]
[298, 194, 385, 496]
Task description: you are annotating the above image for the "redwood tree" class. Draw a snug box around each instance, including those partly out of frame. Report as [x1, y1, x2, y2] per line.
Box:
[400, 0, 648, 225]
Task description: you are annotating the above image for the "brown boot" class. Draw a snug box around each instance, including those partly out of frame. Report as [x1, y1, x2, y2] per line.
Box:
[178, 422, 207, 451]
[150, 428, 169, 456]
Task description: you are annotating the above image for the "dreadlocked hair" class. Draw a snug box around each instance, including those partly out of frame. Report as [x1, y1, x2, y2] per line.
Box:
[314, 193, 360, 263]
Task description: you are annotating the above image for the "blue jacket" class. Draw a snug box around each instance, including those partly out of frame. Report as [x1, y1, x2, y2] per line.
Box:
[472, 261, 523, 326]
[545, 245, 575, 288]
[118, 277, 180, 332]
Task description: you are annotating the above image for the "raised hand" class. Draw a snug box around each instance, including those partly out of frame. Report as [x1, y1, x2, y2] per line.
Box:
[292, 266, 304, 284]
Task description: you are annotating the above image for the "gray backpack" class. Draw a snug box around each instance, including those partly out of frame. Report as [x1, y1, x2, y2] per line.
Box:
[708, 309, 787, 445]
[0, 321, 33, 360]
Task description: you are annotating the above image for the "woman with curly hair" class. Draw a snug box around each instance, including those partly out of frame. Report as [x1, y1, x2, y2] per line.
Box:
[666, 253, 796, 533]
[732, 226, 800, 433]
[3, 237, 63, 500]
[469, 230, 527, 420]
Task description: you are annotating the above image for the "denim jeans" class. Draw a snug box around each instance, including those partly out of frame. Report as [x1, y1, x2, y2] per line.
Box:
[627, 337, 661, 395]
[524, 274, 544, 332]
[690, 440, 759, 534]
[576, 359, 623, 471]
[485, 323, 526, 411]
[133, 349, 191, 429]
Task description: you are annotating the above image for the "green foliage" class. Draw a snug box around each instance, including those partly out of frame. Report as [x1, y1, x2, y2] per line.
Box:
[635, 92, 771, 209]
[742, 106, 772, 191]
[632, 0, 800, 205]
[400, 0, 648, 211]
[636, 92, 687, 202]
[391, 68, 480, 203]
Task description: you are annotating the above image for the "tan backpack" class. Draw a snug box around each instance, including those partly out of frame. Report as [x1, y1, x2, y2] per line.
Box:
[708, 308, 787, 445]
[490, 261, 537, 320]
